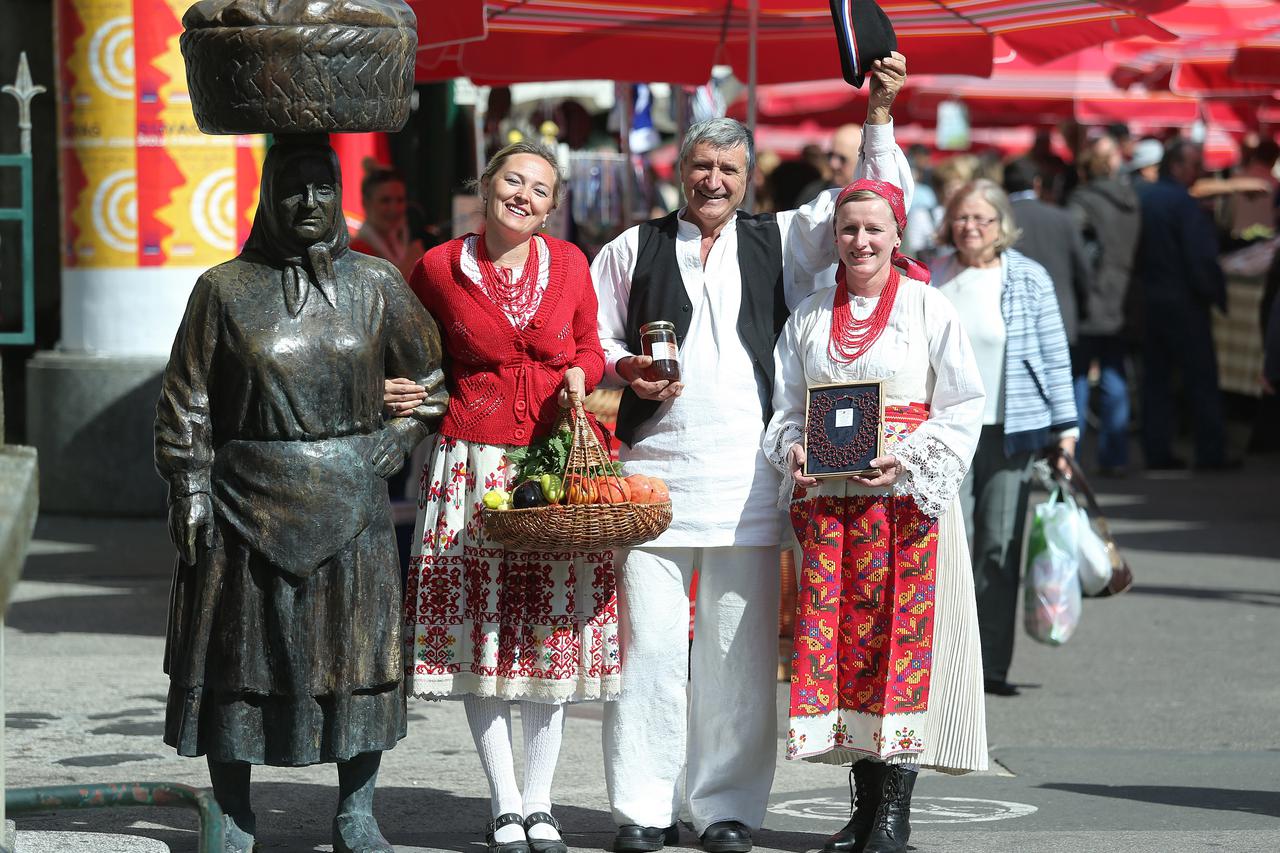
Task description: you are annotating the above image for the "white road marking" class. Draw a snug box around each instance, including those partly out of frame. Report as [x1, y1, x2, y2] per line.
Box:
[770, 795, 1038, 824]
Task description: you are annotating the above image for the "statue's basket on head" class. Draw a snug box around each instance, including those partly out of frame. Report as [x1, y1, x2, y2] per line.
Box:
[179, 0, 418, 135]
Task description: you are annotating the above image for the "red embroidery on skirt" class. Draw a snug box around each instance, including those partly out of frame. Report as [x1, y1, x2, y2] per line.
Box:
[789, 494, 938, 719]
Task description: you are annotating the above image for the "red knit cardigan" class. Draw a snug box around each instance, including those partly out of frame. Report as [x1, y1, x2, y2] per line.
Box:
[408, 234, 606, 447]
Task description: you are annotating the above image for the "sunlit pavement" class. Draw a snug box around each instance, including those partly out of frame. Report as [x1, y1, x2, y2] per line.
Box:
[6, 454, 1280, 852]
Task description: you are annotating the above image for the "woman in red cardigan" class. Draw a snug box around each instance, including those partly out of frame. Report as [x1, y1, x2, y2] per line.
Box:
[386, 141, 616, 853]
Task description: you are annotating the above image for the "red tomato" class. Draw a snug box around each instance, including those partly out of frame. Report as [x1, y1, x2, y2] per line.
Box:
[625, 474, 653, 504]
[596, 478, 629, 504]
[648, 477, 670, 503]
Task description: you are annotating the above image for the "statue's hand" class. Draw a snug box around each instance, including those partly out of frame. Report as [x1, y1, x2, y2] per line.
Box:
[370, 419, 422, 479]
[169, 493, 214, 565]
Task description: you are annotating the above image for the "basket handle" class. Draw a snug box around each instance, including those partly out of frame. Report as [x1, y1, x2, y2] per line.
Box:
[560, 397, 627, 495]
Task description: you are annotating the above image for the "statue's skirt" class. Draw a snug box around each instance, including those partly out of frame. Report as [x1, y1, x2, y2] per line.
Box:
[163, 437, 407, 767]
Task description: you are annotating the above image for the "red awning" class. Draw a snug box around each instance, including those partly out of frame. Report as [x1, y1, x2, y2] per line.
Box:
[411, 1, 1181, 85]
[731, 44, 1201, 129]
[1110, 0, 1280, 95]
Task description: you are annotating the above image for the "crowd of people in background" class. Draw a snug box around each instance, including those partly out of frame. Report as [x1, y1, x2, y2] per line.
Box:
[754, 122, 1280, 477]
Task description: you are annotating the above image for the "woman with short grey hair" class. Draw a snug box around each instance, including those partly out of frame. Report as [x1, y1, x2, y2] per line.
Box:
[930, 178, 1078, 698]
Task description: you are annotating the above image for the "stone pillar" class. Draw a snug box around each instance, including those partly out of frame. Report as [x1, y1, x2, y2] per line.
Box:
[31, 0, 263, 515]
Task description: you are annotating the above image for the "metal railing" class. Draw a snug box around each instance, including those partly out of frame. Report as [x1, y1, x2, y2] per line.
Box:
[5, 782, 226, 852]
[0, 52, 42, 345]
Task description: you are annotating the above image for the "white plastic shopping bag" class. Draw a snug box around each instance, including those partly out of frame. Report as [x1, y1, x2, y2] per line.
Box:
[1023, 487, 1083, 645]
[1075, 504, 1113, 596]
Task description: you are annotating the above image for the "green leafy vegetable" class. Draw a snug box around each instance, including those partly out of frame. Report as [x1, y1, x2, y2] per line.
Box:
[506, 427, 573, 482]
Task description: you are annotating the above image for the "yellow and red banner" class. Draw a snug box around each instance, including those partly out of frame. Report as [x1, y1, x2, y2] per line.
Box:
[57, 0, 265, 269]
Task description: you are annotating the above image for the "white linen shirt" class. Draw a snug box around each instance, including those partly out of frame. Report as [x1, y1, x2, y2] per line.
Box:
[591, 121, 913, 547]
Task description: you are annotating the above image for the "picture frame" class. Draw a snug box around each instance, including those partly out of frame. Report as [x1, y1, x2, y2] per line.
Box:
[802, 379, 885, 479]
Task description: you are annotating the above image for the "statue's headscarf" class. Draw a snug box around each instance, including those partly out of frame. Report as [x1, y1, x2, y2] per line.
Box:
[242, 138, 350, 317]
[834, 178, 931, 284]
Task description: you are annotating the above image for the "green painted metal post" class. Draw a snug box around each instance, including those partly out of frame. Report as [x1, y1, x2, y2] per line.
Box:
[5, 782, 226, 852]
[0, 51, 41, 346]
[0, 153, 34, 345]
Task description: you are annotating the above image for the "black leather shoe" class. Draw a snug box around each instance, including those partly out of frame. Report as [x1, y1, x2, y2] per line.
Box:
[984, 678, 1020, 696]
[823, 760, 885, 853]
[863, 766, 917, 853]
[524, 812, 568, 853]
[1146, 455, 1187, 471]
[700, 820, 752, 853]
[486, 813, 531, 853]
[614, 824, 679, 852]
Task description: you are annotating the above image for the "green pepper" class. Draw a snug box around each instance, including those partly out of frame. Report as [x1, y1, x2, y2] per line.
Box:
[540, 474, 564, 504]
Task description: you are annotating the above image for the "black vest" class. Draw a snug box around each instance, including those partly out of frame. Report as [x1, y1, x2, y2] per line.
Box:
[615, 210, 787, 446]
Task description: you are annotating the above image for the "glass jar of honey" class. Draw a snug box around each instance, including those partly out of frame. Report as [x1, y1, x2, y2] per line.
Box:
[639, 320, 681, 382]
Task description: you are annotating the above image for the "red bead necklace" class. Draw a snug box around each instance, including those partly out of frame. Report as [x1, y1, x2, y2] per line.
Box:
[475, 234, 541, 319]
[828, 266, 900, 364]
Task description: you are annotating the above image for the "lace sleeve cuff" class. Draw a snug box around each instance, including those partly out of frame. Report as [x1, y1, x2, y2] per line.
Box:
[893, 433, 968, 519]
[767, 423, 804, 510]
[767, 423, 803, 474]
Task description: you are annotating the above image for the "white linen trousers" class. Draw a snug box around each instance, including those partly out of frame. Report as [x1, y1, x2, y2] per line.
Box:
[604, 544, 780, 834]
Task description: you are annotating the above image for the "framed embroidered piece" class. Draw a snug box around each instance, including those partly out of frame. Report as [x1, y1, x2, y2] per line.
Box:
[803, 380, 884, 479]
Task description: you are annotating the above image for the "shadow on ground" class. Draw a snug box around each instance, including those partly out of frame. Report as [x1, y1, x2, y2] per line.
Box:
[5, 581, 170, 636]
[1038, 784, 1280, 818]
[11, 782, 832, 853]
[11, 785, 597, 853]
[1124, 584, 1280, 609]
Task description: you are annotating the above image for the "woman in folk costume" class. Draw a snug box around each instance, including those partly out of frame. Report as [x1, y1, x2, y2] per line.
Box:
[763, 179, 987, 853]
[385, 141, 618, 853]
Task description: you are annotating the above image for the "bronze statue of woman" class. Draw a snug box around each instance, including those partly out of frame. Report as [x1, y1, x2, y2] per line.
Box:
[155, 136, 446, 853]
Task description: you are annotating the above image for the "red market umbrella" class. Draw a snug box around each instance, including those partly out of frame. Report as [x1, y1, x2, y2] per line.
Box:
[411, 1, 1183, 85]
[731, 46, 1202, 129]
[907, 48, 1203, 128]
[1231, 29, 1280, 83]
[1110, 0, 1280, 94]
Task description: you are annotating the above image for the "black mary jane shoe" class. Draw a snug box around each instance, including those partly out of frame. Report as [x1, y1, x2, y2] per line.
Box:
[487, 812, 531, 853]
[523, 811, 569, 853]
[614, 823, 679, 852]
[700, 820, 753, 853]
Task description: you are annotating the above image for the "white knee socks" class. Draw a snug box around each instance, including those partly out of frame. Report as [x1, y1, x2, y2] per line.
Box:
[465, 695, 525, 842]
[463, 696, 565, 844]
[520, 700, 565, 841]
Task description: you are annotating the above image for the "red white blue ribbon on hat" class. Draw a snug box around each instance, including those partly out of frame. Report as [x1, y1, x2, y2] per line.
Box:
[832, 0, 861, 82]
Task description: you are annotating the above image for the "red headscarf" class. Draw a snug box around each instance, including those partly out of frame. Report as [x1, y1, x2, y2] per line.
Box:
[834, 178, 931, 284]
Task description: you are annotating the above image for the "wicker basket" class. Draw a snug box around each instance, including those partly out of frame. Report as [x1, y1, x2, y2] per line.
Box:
[482, 401, 672, 552]
[181, 23, 415, 134]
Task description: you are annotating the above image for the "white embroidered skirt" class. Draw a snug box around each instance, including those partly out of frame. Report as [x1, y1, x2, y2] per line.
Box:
[403, 434, 622, 703]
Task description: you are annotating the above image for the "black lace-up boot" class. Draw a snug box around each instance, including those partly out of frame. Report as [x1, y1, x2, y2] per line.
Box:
[822, 760, 886, 853]
[861, 764, 917, 853]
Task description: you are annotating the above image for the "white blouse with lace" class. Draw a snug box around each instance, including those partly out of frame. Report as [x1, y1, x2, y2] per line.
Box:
[762, 276, 986, 518]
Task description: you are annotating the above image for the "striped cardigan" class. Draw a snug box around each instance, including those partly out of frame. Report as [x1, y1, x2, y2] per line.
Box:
[932, 248, 1078, 456]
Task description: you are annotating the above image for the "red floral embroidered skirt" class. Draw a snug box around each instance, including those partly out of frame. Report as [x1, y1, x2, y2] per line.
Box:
[787, 489, 939, 763]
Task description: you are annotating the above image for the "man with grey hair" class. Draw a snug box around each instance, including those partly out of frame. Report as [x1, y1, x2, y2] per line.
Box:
[592, 54, 912, 853]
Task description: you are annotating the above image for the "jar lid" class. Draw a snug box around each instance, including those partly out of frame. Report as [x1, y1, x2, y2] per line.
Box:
[640, 320, 676, 334]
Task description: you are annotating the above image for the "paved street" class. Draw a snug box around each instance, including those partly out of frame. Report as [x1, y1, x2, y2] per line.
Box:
[5, 454, 1280, 852]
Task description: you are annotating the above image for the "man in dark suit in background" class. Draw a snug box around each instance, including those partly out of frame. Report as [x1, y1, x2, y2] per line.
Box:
[1135, 140, 1232, 470]
[1003, 157, 1091, 346]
